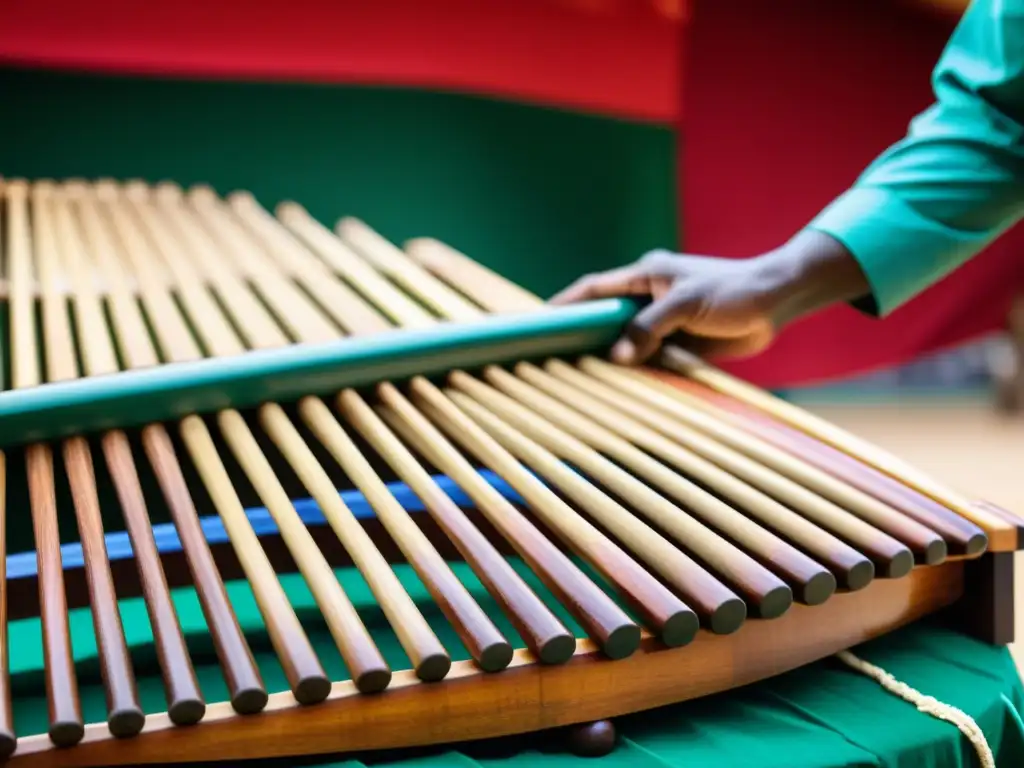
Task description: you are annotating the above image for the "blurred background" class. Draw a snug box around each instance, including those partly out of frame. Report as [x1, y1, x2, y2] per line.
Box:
[1, 0, 1021, 654]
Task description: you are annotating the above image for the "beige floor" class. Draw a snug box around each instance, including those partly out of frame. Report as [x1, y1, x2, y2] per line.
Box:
[798, 398, 1024, 671]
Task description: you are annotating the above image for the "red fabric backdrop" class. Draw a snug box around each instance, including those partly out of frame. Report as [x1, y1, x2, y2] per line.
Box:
[682, 0, 1024, 387]
[0, 0, 680, 123]
[2, 0, 1020, 387]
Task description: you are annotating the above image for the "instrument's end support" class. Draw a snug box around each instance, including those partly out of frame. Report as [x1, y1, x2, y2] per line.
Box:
[954, 549, 1016, 646]
[955, 501, 1020, 645]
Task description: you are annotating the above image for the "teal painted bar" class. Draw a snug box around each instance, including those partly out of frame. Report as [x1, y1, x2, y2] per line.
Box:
[0, 299, 636, 448]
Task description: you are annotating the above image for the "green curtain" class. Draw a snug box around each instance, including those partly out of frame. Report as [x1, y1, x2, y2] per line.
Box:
[0, 66, 678, 300]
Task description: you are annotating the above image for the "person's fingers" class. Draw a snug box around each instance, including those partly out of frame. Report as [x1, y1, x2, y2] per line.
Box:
[549, 265, 644, 305]
[612, 328, 770, 366]
[636, 248, 680, 274]
[612, 283, 707, 364]
[549, 249, 681, 305]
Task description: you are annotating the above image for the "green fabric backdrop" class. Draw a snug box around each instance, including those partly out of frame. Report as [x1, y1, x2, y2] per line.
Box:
[0, 66, 678, 301]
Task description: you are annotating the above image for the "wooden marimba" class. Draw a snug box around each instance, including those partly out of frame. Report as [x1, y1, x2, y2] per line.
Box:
[0, 177, 1017, 766]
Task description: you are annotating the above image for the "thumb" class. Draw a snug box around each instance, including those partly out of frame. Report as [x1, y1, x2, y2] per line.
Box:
[610, 284, 704, 365]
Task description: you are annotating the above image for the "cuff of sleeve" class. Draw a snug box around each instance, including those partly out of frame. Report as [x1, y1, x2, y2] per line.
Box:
[806, 187, 963, 317]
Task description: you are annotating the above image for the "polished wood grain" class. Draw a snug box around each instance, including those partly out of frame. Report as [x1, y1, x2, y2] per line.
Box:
[590, 359, 948, 564]
[7, 180, 84, 748]
[117, 185, 341, 703]
[295, 397, 512, 673]
[232, 193, 570, 674]
[0, 449, 13, 758]
[6, 562, 966, 767]
[409, 377, 698, 647]
[545, 361, 915, 578]
[26, 443, 84, 747]
[73, 186, 206, 725]
[186, 191, 460, 682]
[513, 362, 875, 589]
[255, 404, 451, 682]
[646, 372, 989, 557]
[477, 365, 836, 605]
[0, 184, 16, 759]
[377, 383, 640, 659]
[445, 388, 745, 633]
[385, 230, 897, 590]
[100, 431, 206, 725]
[450, 371, 807, 617]
[97, 183, 270, 714]
[48, 185, 144, 737]
[256, 205, 658, 654]
[182, 414, 334, 702]
[657, 347, 1018, 550]
[140, 425, 268, 714]
[403, 233, 1015, 552]
[336, 389, 576, 665]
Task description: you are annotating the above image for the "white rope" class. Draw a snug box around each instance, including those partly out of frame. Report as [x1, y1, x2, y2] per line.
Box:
[835, 650, 995, 768]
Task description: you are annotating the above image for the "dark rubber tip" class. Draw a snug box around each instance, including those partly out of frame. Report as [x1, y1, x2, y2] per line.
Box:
[922, 538, 948, 566]
[566, 720, 617, 758]
[844, 559, 875, 591]
[49, 719, 85, 748]
[882, 549, 915, 579]
[109, 706, 146, 739]
[799, 570, 838, 606]
[478, 640, 515, 673]
[756, 585, 794, 620]
[231, 685, 270, 715]
[168, 697, 206, 727]
[603, 623, 642, 660]
[709, 597, 747, 635]
[0, 730, 15, 760]
[416, 652, 453, 683]
[354, 667, 392, 694]
[538, 632, 577, 665]
[966, 532, 989, 557]
[294, 674, 332, 706]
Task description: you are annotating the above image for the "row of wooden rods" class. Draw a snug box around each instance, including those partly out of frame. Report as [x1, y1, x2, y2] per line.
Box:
[278, 202, 978, 611]
[300, 207, 975, 576]
[401, 235, 998, 554]
[393, 227, 989, 556]
[0, 177, 988, 754]
[330, 213, 991, 577]
[0, 179, 685, 747]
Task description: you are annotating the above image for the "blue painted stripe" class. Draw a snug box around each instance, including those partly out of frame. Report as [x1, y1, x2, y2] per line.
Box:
[6, 470, 524, 581]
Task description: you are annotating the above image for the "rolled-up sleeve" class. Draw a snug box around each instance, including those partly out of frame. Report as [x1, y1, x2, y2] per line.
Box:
[807, 0, 1024, 316]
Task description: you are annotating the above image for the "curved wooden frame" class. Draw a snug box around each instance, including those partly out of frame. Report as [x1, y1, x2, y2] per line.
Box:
[10, 562, 963, 767]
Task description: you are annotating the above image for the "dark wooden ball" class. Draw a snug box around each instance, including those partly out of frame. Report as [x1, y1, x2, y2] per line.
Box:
[566, 720, 617, 757]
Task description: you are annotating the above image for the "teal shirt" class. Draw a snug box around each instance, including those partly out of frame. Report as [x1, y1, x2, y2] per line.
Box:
[808, 0, 1024, 316]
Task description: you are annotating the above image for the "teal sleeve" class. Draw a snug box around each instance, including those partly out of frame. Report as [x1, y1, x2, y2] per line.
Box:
[807, 0, 1024, 316]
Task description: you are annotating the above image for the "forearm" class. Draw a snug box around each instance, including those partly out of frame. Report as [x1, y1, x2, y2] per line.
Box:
[781, 0, 1024, 318]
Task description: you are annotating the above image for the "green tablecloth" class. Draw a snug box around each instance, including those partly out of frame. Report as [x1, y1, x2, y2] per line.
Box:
[8, 561, 1024, 768]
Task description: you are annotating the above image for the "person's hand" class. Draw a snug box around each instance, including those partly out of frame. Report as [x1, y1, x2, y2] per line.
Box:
[550, 249, 785, 365]
[550, 231, 868, 366]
